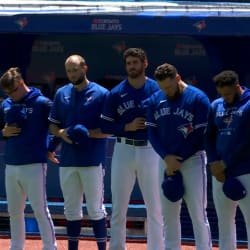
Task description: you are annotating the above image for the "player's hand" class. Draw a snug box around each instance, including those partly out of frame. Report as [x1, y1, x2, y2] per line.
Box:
[209, 160, 225, 175]
[125, 117, 146, 131]
[214, 172, 226, 183]
[209, 161, 226, 183]
[58, 128, 73, 144]
[2, 124, 21, 137]
[47, 151, 60, 164]
[164, 155, 183, 176]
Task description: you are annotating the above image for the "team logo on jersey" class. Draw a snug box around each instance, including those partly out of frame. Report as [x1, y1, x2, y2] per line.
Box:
[177, 123, 194, 138]
[159, 100, 167, 104]
[223, 115, 233, 126]
[86, 96, 93, 102]
[64, 96, 71, 101]
[26, 107, 33, 114]
[117, 100, 135, 115]
[120, 93, 128, 98]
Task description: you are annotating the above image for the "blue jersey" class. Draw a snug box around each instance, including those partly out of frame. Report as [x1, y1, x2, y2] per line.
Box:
[101, 77, 159, 140]
[146, 85, 210, 160]
[0, 87, 52, 165]
[49, 82, 109, 167]
[205, 86, 250, 177]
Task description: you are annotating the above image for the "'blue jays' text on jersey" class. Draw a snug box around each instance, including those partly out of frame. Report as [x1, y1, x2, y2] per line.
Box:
[146, 85, 210, 160]
[205, 86, 250, 177]
[100, 77, 159, 140]
[48, 82, 109, 167]
[0, 87, 52, 165]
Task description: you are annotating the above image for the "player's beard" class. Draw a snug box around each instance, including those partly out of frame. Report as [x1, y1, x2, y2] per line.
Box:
[127, 67, 144, 79]
[72, 73, 85, 86]
[166, 85, 182, 100]
[233, 91, 242, 103]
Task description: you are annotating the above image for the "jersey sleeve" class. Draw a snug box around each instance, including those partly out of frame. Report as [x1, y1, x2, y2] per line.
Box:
[204, 103, 221, 163]
[100, 91, 125, 135]
[95, 89, 109, 128]
[190, 94, 210, 151]
[146, 98, 168, 159]
[48, 91, 61, 125]
[0, 103, 5, 139]
[47, 134, 61, 152]
[38, 96, 53, 126]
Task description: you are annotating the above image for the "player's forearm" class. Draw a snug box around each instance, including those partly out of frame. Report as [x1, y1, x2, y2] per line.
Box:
[49, 123, 61, 137]
[204, 123, 220, 163]
[49, 123, 73, 144]
[88, 128, 112, 138]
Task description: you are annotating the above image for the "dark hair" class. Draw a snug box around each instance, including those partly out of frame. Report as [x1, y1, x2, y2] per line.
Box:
[213, 70, 239, 87]
[0, 67, 23, 90]
[123, 48, 147, 63]
[154, 63, 177, 81]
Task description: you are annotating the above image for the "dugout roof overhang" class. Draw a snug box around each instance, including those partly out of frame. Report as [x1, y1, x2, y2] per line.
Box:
[0, 1, 250, 36]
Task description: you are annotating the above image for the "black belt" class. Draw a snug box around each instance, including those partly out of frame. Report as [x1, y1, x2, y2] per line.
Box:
[116, 137, 148, 146]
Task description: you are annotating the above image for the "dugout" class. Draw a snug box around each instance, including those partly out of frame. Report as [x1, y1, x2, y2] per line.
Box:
[0, 0, 249, 244]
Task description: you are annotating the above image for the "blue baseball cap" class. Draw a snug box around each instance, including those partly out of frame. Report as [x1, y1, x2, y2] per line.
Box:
[67, 124, 89, 144]
[223, 177, 247, 201]
[5, 105, 27, 127]
[161, 170, 184, 202]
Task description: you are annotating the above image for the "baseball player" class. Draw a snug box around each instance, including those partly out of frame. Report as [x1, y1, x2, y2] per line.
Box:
[0, 67, 57, 250]
[145, 63, 212, 250]
[205, 70, 250, 250]
[101, 48, 164, 250]
[48, 54, 108, 250]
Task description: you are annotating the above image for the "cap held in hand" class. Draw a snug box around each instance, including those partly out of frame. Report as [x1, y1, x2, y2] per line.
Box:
[67, 124, 89, 144]
[5, 105, 27, 127]
[161, 170, 184, 202]
[223, 177, 247, 201]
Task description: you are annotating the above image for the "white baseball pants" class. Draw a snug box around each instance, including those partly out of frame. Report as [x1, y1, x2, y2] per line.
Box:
[5, 163, 56, 250]
[159, 151, 212, 250]
[109, 142, 164, 250]
[212, 174, 250, 250]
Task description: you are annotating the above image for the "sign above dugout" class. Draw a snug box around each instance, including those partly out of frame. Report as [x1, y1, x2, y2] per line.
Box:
[1, 1, 250, 36]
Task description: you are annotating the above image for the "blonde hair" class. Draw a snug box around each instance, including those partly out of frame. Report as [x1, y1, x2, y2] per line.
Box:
[0, 67, 23, 90]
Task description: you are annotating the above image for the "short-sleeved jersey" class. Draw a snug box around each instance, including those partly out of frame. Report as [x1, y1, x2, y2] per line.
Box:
[49, 82, 109, 167]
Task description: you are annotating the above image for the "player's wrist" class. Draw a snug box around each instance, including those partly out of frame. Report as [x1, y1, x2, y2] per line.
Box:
[124, 123, 131, 131]
[56, 129, 65, 139]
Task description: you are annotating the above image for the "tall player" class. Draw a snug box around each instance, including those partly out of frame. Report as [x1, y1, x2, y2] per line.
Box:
[146, 63, 212, 250]
[205, 70, 250, 250]
[49, 54, 109, 250]
[0, 67, 57, 250]
[101, 48, 164, 250]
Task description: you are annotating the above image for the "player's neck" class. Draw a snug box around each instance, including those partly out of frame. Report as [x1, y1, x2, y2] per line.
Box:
[128, 75, 147, 89]
[179, 80, 188, 93]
